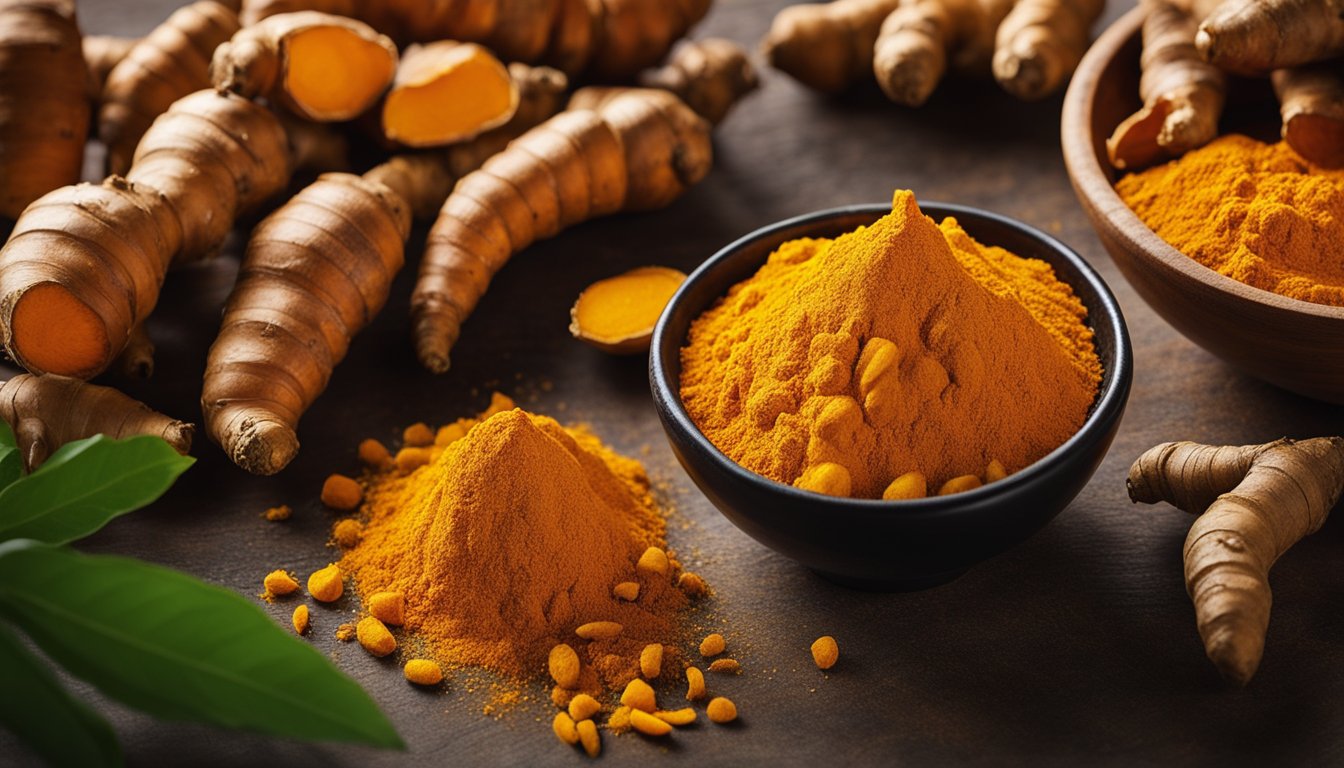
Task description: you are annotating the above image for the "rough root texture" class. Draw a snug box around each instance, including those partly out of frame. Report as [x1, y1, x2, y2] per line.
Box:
[637, 38, 758, 125]
[992, 0, 1104, 100]
[1128, 437, 1344, 686]
[762, 0, 901, 92]
[1197, 0, 1344, 74]
[1273, 63, 1344, 169]
[872, 0, 1012, 107]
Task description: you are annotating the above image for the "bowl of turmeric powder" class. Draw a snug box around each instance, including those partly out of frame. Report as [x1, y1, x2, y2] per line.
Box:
[649, 193, 1131, 589]
[1063, 6, 1344, 404]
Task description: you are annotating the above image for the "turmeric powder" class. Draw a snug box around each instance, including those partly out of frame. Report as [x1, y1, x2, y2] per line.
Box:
[1116, 135, 1344, 306]
[680, 190, 1101, 499]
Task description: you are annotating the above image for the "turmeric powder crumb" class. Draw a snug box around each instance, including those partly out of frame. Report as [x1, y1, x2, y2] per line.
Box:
[332, 518, 363, 548]
[699, 633, 726, 657]
[358, 438, 393, 469]
[620, 678, 657, 712]
[551, 684, 576, 709]
[635, 546, 669, 577]
[607, 705, 632, 733]
[291, 604, 309, 635]
[357, 616, 397, 657]
[811, 635, 839, 670]
[262, 569, 300, 598]
[654, 708, 696, 726]
[677, 572, 708, 598]
[708, 658, 741, 674]
[706, 696, 738, 724]
[575, 621, 623, 640]
[568, 693, 601, 721]
[368, 591, 406, 626]
[630, 708, 673, 736]
[403, 422, 435, 447]
[403, 659, 444, 685]
[320, 474, 362, 510]
[335, 622, 356, 642]
[685, 666, 706, 701]
[553, 712, 580, 746]
[639, 643, 663, 679]
[307, 564, 343, 603]
[613, 581, 640, 601]
[263, 504, 292, 522]
[577, 718, 601, 757]
[549, 643, 582, 688]
[394, 446, 433, 473]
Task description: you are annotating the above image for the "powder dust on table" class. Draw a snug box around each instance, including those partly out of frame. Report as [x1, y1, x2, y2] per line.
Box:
[679, 190, 1102, 498]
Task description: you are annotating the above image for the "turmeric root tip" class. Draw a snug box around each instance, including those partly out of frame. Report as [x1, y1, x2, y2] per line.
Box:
[1273, 63, 1344, 169]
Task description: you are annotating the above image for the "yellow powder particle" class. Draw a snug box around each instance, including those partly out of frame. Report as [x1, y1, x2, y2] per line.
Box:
[677, 572, 708, 598]
[368, 591, 406, 626]
[551, 685, 575, 709]
[577, 719, 601, 757]
[263, 504, 291, 522]
[708, 658, 741, 674]
[332, 518, 363, 548]
[263, 570, 300, 598]
[882, 471, 927, 500]
[357, 616, 396, 657]
[795, 461, 851, 497]
[613, 581, 640, 601]
[811, 635, 839, 670]
[321, 474, 362, 511]
[685, 666, 706, 701]
[403, 659, 444, 685]
[620, 678, 657, 712]
[335, 622, 356, 642]
[635, 546, 669, 577]
[706, 696, 737, 724]
[986, 458, 1008, 483]
[307, 564, 343, 603]
[607, 706, 632, 733]
[699, 633, 726, 657]
[553, 712, 580, 746]
[291, 604, 309, 635]
[654, 708, 696, 726]
[630, 708, 673, 736]
[639, 643, 663, 679]
[938, 475, 982, 496]
[575, 621, 623, 641]
[549, 644, 581, 688]
[358, 438, 393, 469]
[568, 693, 601, 721]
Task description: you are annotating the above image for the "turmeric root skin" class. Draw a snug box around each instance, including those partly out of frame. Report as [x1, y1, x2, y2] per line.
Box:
[992, 0, 1104, 100]
[83, 35, 138, 101]
[1129, 437, 1344, 685]
[872, 0, 1010, 107]
[1197, 0, 1344, 74]
[761, 0, 901, 92]
[0, 373, 192, 471]
[638, 38, 758, 125]
[1273, 63, 1344, 169]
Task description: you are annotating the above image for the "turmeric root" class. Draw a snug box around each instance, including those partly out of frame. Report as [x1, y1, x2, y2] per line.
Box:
[761, 0, 901, 92]
[114, 322, 156, 380]
[637, 38, 759, 126]
[238, 0, 712, 80]
[993, 0, 1105, 99]
[381, 41, 516, 148]
[0, 0, 89, 220]
[1197, 0, 1344, 74]
[1128, 437, 1344, 685]
[872, 0, 1012, 106]
[1106, 1, 1227, 170]
[83, 35, 137, 100]
[412, 88, 714, 372]
[211, 11, 398, 122]
[570, 266, 687, 354]
[0, 89, 291, 379]
[1272, 62, 1344, 168]
[99, 0, 241, 175]
[0, 373, 192, 471]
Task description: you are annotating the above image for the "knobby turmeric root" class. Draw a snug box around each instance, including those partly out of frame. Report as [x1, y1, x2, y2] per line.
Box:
[762, 0, 901, 92]
[0, 373, 193, 471]
[381, 41, 516, 148]
[211, 11, 398, 122]
[411, 87, 715, 373]
[83, 34, 137, 101]
[1197, 0, 1344, 74]
[0, 0, 89, 220]
[872, 0, 1012, 106]
[1128, 437, 1344, 685]
[99, 0, 241, 174]
[0, 89, 291, 379]
[637, 38, 759, 126]
[993, 0, 1105, 100]
[1272, 62, 1344, 169]
[1106, 1, 1227, 170]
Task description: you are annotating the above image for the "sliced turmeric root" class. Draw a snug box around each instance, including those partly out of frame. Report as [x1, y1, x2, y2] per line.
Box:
[570, 266, 687, 354]
[381, 41, 517, 148]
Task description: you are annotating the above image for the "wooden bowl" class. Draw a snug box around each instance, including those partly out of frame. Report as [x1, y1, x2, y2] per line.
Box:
[1062, 6, 1344, 404]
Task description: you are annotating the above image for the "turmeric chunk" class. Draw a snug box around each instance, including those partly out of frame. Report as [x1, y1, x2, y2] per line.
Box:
[685, 666, 706, 701]
[307, 564, 343, 603]
[575, 621, 623, 640]
[263, 504, 292, 522]
[677, 571, 708, 598]
[368, 591, 406, 626]
[356, 616, 396, 657]
[654, 708, 696, 726]
[708, 658, 741, 674]
[699, 633, 726, 657]
[613, 581, 640, 601]
[795, 462, 852, 497]
[553, 711, 580, 746]
[402, 422, 434, 446]
[706, 696, 738, 723]
[291, 604, 309, 635]
[883, 471, 928, 500]
[986, 458, 1008, 483]
[358, 438, 393, 468]
[403, 659, 443, 685]
[263, 569, 300, 597]
[577, 718, 601, 757]
[630, 708, 673, 736]
[569, 266, 687, 354]
[619, 678, 657, 713]
[568, 693, 601, 721]
[639, 643, 664, 679]
[635, 546, 669, 577]
[549, 643, 582, 688]
[938, 474, 983, 495]
[811, 635, 839, 670]
[382, 41, 517, 148]
[395, 447, 433, 473]
[320, 474, 362, 510]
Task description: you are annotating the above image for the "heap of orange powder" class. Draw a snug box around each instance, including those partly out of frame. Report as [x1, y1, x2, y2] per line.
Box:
[680, 190, 1103, 499]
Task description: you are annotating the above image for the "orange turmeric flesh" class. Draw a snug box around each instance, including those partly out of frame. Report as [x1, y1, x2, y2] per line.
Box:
[570, 266, 686, 353]
[9, 282, 108, 378]
[383, 42, 517, 148]
[283, 26, 397, 120]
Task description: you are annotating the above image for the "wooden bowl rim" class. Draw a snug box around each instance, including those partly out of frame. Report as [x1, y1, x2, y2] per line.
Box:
[1061, 4, 1344, 322]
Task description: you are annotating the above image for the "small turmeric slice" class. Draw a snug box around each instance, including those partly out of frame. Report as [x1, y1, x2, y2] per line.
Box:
[263, 569, 300, 597]
[635, 546, 669, 577]
[320, 473, 362, 510]
[403, 659, 443, 685]
[639, 643, 663, 679]
[356, 616, 396, 657]
[368, 591, 405, 626]
[553, 712, 580, 746]
[629, 708, 673, 736]
[654, 708, 696, 726]
[699, 632, 726, 657]
[685, 666, 706, 701]
[575, 621, 623, 640]
[811, 635, 839, 670]
[568, 693, 601, 721]
[291, 604, 309, 635]
[307, 564, 343, 602]
[549, 643, 581, 688]
[708, 658, 741, 674]
[569, 266, 687, 355]
[613, 581, 640, 601]
[706, 696, 737, 723]
[577, 718, 601, 757]
[619, 678, 657, 712]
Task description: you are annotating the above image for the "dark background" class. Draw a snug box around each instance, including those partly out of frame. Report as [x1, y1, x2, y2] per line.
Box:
[7, 0, 1344, 765]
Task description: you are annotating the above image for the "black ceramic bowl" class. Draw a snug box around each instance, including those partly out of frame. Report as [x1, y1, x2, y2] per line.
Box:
[650, 203, 1132, 590]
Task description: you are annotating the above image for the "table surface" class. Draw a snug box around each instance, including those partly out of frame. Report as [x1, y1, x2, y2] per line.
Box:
[8, 1, 1344, 765]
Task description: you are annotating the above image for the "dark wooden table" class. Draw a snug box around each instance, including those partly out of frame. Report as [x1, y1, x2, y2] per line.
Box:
[8, 1, 1344, 765]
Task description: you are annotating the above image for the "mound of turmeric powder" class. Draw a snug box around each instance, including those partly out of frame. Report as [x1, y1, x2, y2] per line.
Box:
[680, 190, 1102, 499]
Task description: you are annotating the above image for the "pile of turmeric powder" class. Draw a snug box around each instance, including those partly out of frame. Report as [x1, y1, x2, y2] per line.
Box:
[680, 191, 1102, 499]
[1117, 135, 1344, 307]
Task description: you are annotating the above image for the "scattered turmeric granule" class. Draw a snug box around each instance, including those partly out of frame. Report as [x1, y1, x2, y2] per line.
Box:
[639, 643, 663, 679]
[630, 708, 673, 736]
[685, 666, 706, 701]
[358, 438, 393, 469]
[394, 446, 433, 473]
[708, 658, 741, 674]
[357, 616, 397, 657]
[332, 518, 363, 548]
[613, 581, 640, 601]
[607, 706, 633, 734]
[321, 474, 362, 510]
[811, 636, 839, 670]
[654, 708, 696, 726]
[549, 643, 582, 688]
[635, 546, 669, 577]
[620, 678, 657, 712]
[699, 633, 726, 657]
[291, 604, 309, 635]
[263, 504, 292, 522]
[568, 693, 601, 721]
[575, 621, 623, 640]
[262, 569, 300, 598]
[706, 696, 737, 724]
[577, 719, 601, 758]
[551, 685, 576, 709]
[403, 422, 435, 446]
[368, 591, 406, 626]
[335, 622, 357, 642]
[553, 712, 580, 746]
[677, 572, 708, 598]
[307, 564, 344, 602]
[403, 659, 444, 685]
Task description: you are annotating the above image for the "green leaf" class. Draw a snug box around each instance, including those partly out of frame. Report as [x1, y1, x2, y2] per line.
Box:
[0, 435, 194, 545]
[0, 541, 402, 750]
[0, 419, 19, 491]
[0, 621, 122, 768]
